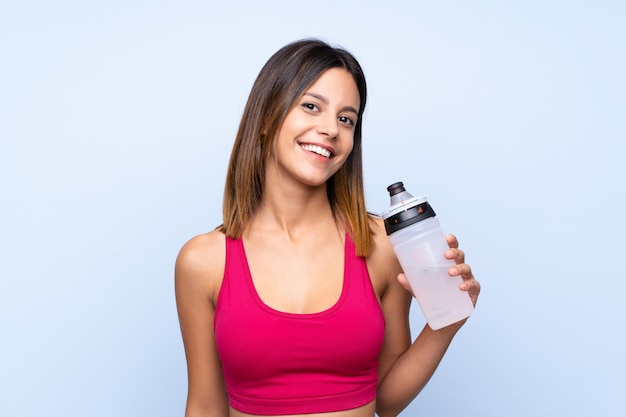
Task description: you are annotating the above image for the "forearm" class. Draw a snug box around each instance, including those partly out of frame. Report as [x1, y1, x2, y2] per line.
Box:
[376, 322, 463, 417]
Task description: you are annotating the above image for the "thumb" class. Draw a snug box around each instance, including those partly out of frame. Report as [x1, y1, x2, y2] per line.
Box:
[397, 273, 415, 297]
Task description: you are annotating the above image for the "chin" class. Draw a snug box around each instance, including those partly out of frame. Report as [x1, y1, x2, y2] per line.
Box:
[301, 178, 330, 188]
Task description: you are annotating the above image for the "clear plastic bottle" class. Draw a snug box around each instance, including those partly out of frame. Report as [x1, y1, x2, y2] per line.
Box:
[382, 182, 474, 330]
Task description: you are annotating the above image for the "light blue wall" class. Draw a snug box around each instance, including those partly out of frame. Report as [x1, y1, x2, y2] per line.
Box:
[1, 1, 624, 416]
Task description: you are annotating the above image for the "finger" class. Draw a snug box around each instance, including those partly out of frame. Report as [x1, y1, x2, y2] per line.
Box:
[445, 234, 459, 249]
[397, 273, 415, 297]
[460, 278, 481, 299]
[449, 264, 481, 299]
[448, 262, 473, 279]
[444, 248, 466, 264]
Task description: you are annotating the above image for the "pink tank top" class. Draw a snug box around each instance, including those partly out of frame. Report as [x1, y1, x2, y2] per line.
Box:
[214, 235, 385, 415]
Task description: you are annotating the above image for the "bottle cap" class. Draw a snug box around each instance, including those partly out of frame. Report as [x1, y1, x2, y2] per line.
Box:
[382, 182, 436, 235]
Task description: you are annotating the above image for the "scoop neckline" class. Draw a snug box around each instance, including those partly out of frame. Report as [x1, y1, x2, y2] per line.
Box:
[238, 236, 350, 319]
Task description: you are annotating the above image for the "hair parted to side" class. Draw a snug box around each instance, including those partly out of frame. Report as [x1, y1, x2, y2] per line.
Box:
[220, 38, 374, 257]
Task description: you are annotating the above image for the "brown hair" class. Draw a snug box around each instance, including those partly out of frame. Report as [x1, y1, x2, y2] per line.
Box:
[220, 38, 374, 256]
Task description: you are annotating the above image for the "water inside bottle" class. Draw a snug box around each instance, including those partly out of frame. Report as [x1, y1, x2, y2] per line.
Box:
[404, 264, 472, 329]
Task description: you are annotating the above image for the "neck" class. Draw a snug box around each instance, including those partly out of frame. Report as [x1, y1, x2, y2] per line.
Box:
[248, 179, 340, 242]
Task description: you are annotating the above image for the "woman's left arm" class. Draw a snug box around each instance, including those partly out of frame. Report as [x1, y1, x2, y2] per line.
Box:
[373, 230, 481, 417]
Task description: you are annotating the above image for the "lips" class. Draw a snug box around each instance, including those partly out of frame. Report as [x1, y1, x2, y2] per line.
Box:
[300, 143, 333, 158]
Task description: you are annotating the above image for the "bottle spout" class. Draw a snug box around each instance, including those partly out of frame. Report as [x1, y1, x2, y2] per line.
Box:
[387, 182, 406, 196]
[387, 182, 415, 207]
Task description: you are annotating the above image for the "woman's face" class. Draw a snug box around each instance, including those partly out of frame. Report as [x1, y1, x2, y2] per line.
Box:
[268, 67, 360, 189]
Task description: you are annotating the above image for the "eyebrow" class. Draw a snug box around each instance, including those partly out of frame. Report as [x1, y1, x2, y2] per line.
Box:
[304, 92, 359, 115]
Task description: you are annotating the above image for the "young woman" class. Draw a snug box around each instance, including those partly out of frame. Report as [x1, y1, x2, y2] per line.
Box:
[175, 39, 480, 417]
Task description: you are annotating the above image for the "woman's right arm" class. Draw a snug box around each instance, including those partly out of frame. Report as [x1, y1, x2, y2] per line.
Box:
[175, 231, 229, 417]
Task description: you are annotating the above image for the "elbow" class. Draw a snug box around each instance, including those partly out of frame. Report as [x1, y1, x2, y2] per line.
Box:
[375, 402, 401, 417]
[376, 409, 399, 417]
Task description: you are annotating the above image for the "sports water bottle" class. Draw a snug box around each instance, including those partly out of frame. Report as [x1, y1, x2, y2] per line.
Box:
[382, 182, 474, 330]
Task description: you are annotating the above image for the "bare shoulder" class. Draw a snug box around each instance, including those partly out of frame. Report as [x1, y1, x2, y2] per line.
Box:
[366, 216, 403, 297]
[175, 228, 226, 305]
[175, 229, 230, 415]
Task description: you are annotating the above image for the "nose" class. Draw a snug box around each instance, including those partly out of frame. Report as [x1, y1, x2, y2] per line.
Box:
[317, 113, 339, 139]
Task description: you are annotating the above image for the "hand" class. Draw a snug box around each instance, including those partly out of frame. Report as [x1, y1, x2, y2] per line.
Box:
[444, 234, 481, 307]
[396, 234, 481, 307]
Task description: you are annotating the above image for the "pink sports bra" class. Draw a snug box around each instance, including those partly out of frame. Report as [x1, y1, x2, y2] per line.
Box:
[214, 235, 385, 415]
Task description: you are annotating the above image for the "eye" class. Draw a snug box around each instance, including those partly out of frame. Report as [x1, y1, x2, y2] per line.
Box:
[301, 102, 319, 112]
[338, 115, 355, 127]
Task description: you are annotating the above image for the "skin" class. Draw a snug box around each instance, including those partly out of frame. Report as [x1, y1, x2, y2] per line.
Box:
[175, 68, 481, 417]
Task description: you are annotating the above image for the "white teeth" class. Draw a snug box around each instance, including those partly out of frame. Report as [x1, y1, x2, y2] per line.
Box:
[301, 144, 331, 158]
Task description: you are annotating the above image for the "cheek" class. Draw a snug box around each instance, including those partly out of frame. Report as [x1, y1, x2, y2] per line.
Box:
[348, 137, 355, 153]
[335, 138, 355, 172]
[344, 135, 355, 156]
[274, 118, 308, 149]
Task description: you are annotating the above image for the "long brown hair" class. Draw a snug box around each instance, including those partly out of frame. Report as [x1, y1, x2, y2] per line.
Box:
[220, 39, 374, 256]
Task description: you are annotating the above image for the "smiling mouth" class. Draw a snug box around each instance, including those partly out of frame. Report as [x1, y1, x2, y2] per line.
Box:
[300, 144, 332, 158]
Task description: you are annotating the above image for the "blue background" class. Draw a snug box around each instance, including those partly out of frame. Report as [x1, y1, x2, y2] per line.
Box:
[1, 1, 624, 416]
